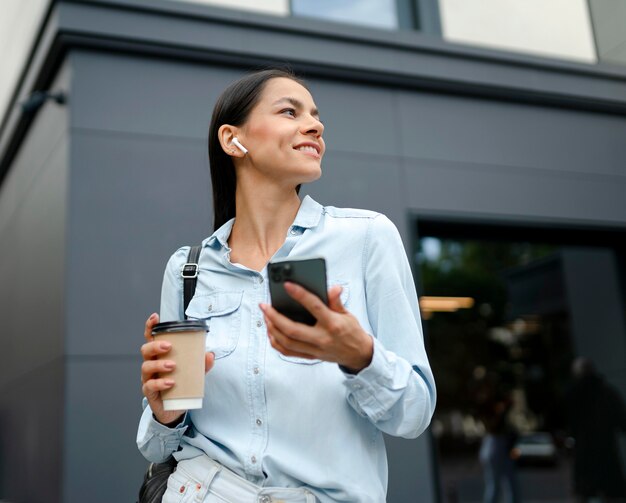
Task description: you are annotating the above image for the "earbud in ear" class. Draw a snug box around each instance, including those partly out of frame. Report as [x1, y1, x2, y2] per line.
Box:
[231, 137, 248, 154]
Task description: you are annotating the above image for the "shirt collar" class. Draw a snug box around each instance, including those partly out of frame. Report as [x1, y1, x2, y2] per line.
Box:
[204, 195, 323, 250]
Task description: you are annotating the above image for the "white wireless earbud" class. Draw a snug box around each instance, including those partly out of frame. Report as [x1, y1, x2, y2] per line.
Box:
[231, 137, 248, 154]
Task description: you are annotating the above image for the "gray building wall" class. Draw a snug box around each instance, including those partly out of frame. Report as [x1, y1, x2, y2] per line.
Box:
[0, 61, 69, 502]
[1, 1, 626, 502]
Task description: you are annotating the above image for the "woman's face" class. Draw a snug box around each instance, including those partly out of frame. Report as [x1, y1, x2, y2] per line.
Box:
[237, 77, 325, 187]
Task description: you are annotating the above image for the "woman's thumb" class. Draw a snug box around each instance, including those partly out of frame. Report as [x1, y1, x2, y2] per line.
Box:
[328, 285, 346, 313]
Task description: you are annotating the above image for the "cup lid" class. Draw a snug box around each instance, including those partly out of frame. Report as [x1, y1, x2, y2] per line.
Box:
[152, 320, 207, 335]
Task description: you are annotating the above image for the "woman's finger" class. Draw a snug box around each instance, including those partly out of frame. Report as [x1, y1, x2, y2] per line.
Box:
[141, 359, 176, 382]
[283, 282, 333, 324]
[205, 352, 215, 373]
[142, 377, 175, 395]
[144, 313, 159, 342]
[327, 285, 346, 313]
[266, 317, 317, 358]
[268, 329, 316, 359]
[140, 340, 172, 361]
[261, 304, 314, 344]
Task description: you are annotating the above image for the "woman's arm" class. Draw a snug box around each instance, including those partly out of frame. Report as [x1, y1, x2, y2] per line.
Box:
[262, 215, 436, 438]
[340, 214, 436, 438]
[136, 248, 214, 462]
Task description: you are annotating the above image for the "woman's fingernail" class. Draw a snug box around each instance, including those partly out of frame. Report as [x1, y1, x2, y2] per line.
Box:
[164, 379, 174, 386]
[160, 342, 172, 350]
[164, 361, 175, 370]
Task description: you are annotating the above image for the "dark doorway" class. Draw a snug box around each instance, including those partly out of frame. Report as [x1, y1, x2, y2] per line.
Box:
[414, 218, 626, 503]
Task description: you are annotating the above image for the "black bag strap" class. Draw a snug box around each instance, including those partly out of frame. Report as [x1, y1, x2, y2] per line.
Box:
[181, 245, 202, 319]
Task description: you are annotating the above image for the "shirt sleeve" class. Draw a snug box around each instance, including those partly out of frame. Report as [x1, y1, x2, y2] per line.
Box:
[136, 247, 190, 462]
[137, 399, 190, 462]
[341, 214, 436, 439]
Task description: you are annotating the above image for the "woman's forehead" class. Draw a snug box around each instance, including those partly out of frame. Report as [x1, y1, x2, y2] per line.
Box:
[260, 78, 315, 107]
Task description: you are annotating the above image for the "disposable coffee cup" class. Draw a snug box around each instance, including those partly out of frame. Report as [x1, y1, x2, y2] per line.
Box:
[152, 320, 207, 411]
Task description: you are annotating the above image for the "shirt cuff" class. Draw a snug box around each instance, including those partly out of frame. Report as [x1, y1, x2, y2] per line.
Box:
[341, 336, 411, 422]
[137, 403, 189, 461]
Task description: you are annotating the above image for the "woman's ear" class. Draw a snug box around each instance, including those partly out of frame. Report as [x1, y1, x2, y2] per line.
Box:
[218, 124, 244, 157]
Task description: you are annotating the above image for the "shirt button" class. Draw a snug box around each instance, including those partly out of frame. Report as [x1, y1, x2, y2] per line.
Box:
[290, 228, 297, 235]
[256, 418, 262, 426]
[254, 367, 260, 375]
[251, 455, 257, 464]
[207, 304, 212, 311]
[259, 276, 264, 284]
[259, 496, 271, 503]
[353, 383, 362, 390]
[256, 320, 263, 328]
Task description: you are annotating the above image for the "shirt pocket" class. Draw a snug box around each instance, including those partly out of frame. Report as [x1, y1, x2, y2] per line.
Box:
[185, 290, 244, 359]
[277, 280, 350, 365]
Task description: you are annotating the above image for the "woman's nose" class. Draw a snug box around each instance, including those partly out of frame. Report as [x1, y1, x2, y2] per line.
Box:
[302, 116, 324, 136]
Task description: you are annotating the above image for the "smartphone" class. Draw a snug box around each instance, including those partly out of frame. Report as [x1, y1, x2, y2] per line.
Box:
[268, 257, 328, 326]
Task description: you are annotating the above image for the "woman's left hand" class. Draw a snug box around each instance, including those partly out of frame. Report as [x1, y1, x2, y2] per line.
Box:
[260, 282, 373, 373]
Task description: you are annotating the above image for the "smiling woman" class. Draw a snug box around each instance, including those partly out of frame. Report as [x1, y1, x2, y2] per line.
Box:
[136, 68, 436, 503]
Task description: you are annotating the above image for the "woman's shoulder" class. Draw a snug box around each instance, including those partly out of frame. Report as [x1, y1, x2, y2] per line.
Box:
[322, 204, 399, 235]
[322, 204, 381, 220]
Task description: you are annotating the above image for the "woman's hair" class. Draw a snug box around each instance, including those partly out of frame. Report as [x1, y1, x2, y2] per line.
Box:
[208, 68, 307, 231]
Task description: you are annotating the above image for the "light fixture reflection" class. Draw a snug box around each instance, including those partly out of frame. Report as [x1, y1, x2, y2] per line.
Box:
[419, 296, 474, 319]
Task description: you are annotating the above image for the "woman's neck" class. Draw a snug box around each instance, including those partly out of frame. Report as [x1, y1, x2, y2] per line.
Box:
[227, 180, 301, 270]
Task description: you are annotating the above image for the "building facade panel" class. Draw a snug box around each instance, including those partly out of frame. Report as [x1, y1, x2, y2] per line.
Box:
[396, 89, 626, 178]
[66, 128, 212, 357]
[0, 60, 70, 502]
[63, 358, 150, 503]
[403, 157, 626, 224]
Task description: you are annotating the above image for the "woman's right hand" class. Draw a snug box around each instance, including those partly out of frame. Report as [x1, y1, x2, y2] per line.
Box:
[141, 313, 215, 426]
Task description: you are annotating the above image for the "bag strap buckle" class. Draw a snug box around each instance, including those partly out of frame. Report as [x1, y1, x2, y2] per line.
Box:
[181, 263, 199, 279]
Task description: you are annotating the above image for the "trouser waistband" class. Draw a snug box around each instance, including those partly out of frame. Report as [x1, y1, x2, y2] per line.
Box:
[167, 455, 318, 503]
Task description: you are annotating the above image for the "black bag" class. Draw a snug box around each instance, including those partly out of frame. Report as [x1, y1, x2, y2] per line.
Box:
[137, 245, 202, 503]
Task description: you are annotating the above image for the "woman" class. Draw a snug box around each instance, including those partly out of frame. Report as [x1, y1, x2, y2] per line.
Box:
[138, 69, 436, 502]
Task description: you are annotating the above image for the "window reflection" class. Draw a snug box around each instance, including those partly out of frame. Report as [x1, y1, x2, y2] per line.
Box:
[291, 0, 398, 30]
[418, 236, 589, 501]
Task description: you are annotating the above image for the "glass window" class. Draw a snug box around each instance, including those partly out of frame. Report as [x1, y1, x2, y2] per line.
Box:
[291, 0, 399, 30]
[416, 224, 626, 502]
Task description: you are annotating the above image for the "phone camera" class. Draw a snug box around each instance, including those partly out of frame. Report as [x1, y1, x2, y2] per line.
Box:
[283, 264, 292, 278]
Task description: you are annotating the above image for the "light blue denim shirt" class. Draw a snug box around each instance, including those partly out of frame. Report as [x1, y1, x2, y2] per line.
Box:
[137, 195, 436, 502]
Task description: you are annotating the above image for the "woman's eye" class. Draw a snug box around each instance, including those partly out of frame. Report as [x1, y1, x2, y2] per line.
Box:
[281, 108, 296, 117]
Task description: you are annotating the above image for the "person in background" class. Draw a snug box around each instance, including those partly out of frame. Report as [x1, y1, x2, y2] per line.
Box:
[567, 357, 626, 503]
[475, 370, 520, 503]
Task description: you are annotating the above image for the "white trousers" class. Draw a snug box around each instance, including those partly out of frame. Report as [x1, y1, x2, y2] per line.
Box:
[163, 455, 318, 503]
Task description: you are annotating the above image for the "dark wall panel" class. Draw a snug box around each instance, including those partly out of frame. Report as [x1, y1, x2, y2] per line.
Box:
[0, 63, 70, 503]
[66, 130, 211, 356]
[303, 151, 407, 235]
[71, 51, 239, 139]
[402, 156, 626, 224]
[63, 358, 147, 503]
[397, 90, 626, 179]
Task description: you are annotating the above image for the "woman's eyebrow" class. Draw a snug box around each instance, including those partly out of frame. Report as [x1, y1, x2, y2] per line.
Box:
[272, 97, 320, 118]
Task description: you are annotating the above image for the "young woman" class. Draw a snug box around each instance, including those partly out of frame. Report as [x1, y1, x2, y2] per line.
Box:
[138, 69, 436, 503]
